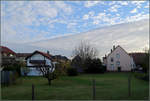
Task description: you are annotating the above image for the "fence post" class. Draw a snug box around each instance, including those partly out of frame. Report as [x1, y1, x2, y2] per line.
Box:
[32, 84, 35, 100]
[128, 75, 131, 97]
[92, 79, 96, 100]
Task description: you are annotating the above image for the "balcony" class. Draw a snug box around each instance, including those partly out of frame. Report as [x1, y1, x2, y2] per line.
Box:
[1, 57, 16, 66]
[29, 60, 46, 64]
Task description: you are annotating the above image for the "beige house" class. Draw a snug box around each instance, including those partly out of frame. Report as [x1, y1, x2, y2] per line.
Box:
[103, 45, 135, 71]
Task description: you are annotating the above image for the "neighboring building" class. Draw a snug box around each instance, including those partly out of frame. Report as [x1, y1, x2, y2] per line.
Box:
[25, 50, 54, 76]
[16, 53, 32, 62]
[0, 46, 17, 66]
[103, 45, 135, 71]
[52, 55, 69, 63]
[129, 52, 146, 67]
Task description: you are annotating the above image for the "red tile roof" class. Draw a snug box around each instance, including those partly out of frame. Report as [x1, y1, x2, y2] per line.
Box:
[0, 46, 16, 55]
[25, 50, 52, 60]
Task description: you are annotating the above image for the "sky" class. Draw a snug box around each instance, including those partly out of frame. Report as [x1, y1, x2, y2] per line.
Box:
[1, 1, 149, 58]
[1, 1, 149, 43]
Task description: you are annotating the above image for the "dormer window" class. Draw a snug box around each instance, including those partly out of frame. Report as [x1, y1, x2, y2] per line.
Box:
[110, 57, 113, 62]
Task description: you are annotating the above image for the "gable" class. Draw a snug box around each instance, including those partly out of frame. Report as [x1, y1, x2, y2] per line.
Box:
[107, 46, 131, 59]
[25, 51, 52, 60]
[30, 53, 45, 60]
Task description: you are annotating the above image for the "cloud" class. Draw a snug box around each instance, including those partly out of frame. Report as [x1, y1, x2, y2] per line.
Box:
[83, 11, 95, 20]
[2, 1, 149, 49]
[83, 14, 89, 20]
[144, 3, 149, 8]
[91, 12, 121, 25]
[130, 8, 137, 13]
[118, 1, 128, 6]
[125, 13, 149, 22]
[131, 1, 146, 8]
[84, 1, 101, 8]
[54, 1, 72, 15]
[6, 19, 148, 58]
[109, 5, 121, 12]
[1, 1, 73, 43]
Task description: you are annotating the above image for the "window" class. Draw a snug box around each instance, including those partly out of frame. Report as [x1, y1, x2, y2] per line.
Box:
[111, 64, 114, 70]
[116, 53, 120, 59]
[116, 61, 120, 66]
[10, 54, 13, 57]
[110, 57, 113, 62]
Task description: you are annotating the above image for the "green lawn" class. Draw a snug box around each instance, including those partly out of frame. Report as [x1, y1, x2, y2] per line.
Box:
[1, 72, 149, 100]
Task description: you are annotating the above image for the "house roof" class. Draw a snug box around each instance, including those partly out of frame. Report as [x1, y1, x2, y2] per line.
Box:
[129, 52, 146, 65]
[106, 45, 132, 58]
[0, 46, 16, 55]
[52, 55, 69, 61]
[25, 50, 52, 60]
[16, 53, 32, 57]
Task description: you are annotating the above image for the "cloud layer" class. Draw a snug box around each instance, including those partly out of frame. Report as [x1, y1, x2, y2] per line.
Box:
[1, 1, 149, 43]
[3, 19, 149, 59]
[1, 1, 149, 59]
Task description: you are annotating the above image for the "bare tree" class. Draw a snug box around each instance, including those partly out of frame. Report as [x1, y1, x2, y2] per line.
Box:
[36, 63, 55, 85]
[72, 41, 99, 71]
[72, 41, 98, 62]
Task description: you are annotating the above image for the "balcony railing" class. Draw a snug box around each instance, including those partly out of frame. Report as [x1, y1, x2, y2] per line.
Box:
[29, 60, 46, 64]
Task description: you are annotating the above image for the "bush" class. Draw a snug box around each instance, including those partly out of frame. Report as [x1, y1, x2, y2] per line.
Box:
[84, 58, 105, 74]
[67, 67, 78, 76]
[21, 67, 30, 76]
[134, 73, 149, 81]
[3, 63, 22, 76]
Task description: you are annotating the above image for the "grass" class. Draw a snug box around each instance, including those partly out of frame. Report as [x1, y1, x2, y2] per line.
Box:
[1, 72, 149, 100]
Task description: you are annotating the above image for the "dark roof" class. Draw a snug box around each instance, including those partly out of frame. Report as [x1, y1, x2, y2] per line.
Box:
[16, 53, 32, 57]
[52, 55, 69, 61]
[129, 52, 146, 65]
[25, 50, 52, 60]
[0, 46, 16, 55]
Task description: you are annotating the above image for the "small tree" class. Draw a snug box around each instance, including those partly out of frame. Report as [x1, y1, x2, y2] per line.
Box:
[36, 63, 55, 85]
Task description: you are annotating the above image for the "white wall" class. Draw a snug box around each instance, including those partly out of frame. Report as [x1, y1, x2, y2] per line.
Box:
[106, 46, 135, 71]
[26, 53, 53, 76]
[27, 53, 52, 66]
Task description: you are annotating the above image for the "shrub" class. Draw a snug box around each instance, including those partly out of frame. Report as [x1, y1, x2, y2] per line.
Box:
[84, 58, 105, 74]
[67, 67, 78, 76]
[21, 67, 30, 76]
[10, 71, 19, 84]
[134, 73, 149, 81]
[3, 62, 23, 76]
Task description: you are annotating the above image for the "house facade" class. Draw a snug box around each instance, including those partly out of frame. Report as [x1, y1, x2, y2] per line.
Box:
[0, 46, 17, 66]
[129, 53, 146, 67]
[103, 45, 135, 71]
[25, 50, 54, 76]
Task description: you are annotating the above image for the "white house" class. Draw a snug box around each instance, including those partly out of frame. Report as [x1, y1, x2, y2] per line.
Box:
[103, 45, 135, 71]
[24, 50, 55, 76]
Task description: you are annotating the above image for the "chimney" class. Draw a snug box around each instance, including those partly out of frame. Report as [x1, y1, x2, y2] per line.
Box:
[47, 50, 49, 54]
[113, 45, 115, 50]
